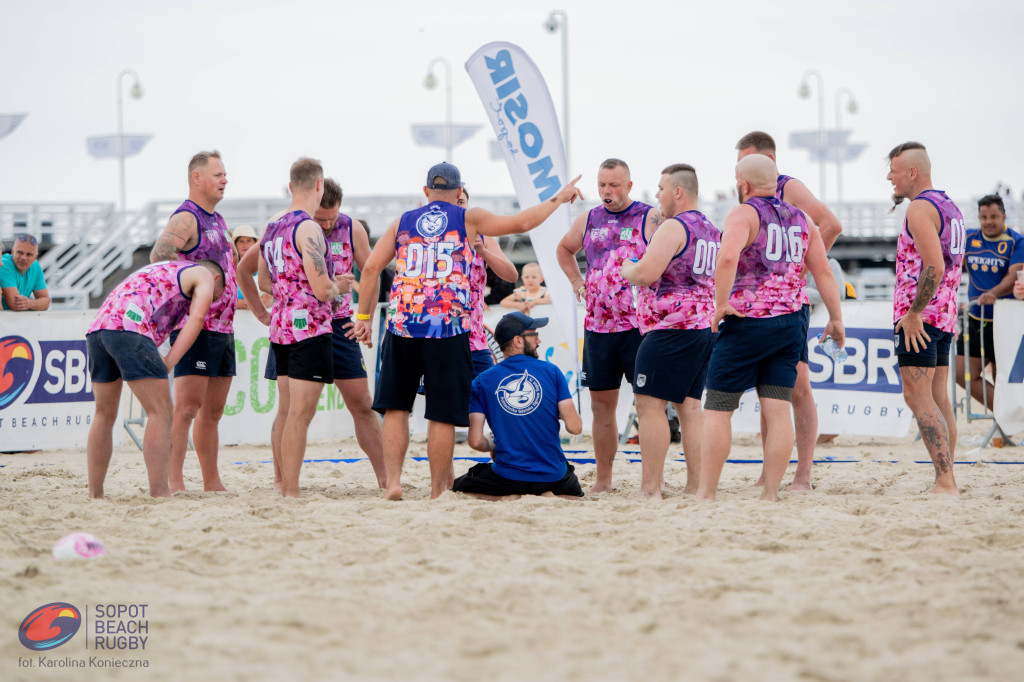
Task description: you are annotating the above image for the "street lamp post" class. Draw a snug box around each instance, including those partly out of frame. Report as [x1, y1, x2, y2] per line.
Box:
[798, 68, 825, 201]
[544, 9, 569, 171]
[117, 68, 144, 223]
[834, 87, 858, 205]
[544, 10, 570, 173]
[424, 57, 453, 162]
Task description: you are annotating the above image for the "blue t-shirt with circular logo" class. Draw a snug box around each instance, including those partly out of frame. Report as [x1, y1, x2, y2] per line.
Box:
[469, 354, 572, 482]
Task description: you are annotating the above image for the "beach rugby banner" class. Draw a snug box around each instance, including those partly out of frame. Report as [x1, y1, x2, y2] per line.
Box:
[465, 42, 579, 377]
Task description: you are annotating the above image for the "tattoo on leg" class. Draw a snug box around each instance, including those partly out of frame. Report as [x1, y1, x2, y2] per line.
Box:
[916, 417, 950, 474]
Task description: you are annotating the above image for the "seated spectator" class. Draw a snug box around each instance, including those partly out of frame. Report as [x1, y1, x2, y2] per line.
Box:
[1, 234, 49, 311]
[231, 225, 270, 310]
[500, 262, 551, 313]
[454, 312, 584, 500]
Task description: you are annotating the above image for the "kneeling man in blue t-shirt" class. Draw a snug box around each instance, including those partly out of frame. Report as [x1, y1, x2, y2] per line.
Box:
[455, 311, 584, 499]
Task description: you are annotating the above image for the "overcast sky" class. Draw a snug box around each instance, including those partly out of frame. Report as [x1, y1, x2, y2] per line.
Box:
[2, 0, 1022, 212]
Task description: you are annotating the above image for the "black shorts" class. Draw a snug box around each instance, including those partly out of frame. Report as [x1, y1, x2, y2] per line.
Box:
[798, 304, 811, 364]
[272, 334, 333, 384]
[87, 330, 167, 382]
[956, 316, 995, 360]
[265, 320, 367, 381]
[582, 328, 643, 390]
[704, 311, 804, 409]
[372, 332, 472, 426]
[169, 329, 237, 378]
[633, 328, 714, 403]
[895, 323, 953, 368]
[452, 462, 584, 497]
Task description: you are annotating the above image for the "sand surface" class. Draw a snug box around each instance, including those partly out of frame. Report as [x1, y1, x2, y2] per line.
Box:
[3, 420, 1024, 681]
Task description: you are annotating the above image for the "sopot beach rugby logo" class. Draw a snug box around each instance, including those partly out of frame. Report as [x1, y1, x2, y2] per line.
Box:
[19, 603, 82, 651]
[495, 369, 543, 415]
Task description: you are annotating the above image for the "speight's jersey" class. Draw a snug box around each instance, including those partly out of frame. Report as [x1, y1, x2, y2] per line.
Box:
[730, 196, 810, 318]
[261, 211, 334, 345]
[582, 201, 651, 332]
[172, 200, 237, 333]
[88, 261, 198, 346]
[387, 202, 472, 339]
[325, 213, 355, 321]
[964, 226, 1024, 320]
[893, 190, 965, 333]
[637, 211, 720, 334]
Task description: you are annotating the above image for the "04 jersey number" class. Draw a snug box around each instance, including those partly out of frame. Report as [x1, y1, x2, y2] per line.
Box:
[404, 242, 455, 278]
[263, 237, 285, 274]
[766, 223, 804, 264]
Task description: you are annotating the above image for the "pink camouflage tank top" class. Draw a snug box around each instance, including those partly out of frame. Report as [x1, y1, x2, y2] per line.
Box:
[730, 196, 810, 318]
[325, 213, 355, 320]
[261, 211, 334, 345]
[468, 244, 490, 352]
[88, 261, 198, 346]
[172, 200, 237, 334]
[582, 201, 651, 332]
[637, 211, 720, 334]
[893, 190, 966, 332]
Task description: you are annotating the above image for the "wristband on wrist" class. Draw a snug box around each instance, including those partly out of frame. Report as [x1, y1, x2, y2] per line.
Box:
[356, 313, 371, 321]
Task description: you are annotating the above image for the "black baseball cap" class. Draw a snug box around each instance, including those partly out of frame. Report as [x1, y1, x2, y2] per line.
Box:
[494, 311, 549, 345]
[426, 162, 463, 190]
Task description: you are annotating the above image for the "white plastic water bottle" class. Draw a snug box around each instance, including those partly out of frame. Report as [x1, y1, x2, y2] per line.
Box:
[819, 335, 848, 364]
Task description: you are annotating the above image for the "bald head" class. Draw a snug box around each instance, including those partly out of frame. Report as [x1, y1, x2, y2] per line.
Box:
[735, 154, 778, 201]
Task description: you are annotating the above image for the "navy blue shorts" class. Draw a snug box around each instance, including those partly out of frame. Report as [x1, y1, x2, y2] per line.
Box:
[373, 332, 472, 426]
[705, 311, 804, 405]
[895, 323, 953, 368]
[265, 319, 367, 381]
[272, 334, 333, 384]
[582, 328, 643, 390]
[87, 330, 167, 382]
[452, 462, 584, 497]
[798, 304, 811, 364]
[471, 349, 495, 378]
[634, 328, 714, 403]
[169, 329, 237, 378]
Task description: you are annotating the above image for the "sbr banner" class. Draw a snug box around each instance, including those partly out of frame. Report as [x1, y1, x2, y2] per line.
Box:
[0, 311, 97, 449]
[994, 299, 1024, 434]
[0, 311, 364, 451]
[725, 301, 914, 437]
[465, 42, 579, 376]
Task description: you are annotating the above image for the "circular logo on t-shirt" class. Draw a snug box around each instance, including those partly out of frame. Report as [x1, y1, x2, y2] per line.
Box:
[495, 369, 543, 415]
[416, 206, 448, 237]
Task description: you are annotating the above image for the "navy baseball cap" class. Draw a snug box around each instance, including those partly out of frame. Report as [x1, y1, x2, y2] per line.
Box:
[426, 162, 463, 190]
[494, 311, 549, 345]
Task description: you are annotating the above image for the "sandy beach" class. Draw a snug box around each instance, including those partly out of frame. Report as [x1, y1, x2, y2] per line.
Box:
[3, 419, 1024, 682]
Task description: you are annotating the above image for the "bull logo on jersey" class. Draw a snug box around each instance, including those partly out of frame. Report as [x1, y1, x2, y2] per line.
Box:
[495, 370, 543, 416]
[416, 206, 448, 238]
[0, 336, 34, 409]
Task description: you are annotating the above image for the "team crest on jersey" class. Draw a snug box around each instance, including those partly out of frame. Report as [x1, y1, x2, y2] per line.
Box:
[495, 370, 543, 416]
[417, 206, 448, 237]
[331, 242, 345, 255]
[591, 227, 609, 241]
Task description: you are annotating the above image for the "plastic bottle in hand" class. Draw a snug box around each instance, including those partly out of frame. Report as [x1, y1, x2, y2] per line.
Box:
[818, 335, 847, 364]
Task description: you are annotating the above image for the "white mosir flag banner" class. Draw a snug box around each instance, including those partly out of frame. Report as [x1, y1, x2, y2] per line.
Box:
[465, 42, 579, 373]
[993, 300, 1024, 434]
[86, 134, 153, 159]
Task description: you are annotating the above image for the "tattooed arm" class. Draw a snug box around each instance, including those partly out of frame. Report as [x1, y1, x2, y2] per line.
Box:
[296, 220, 350, 302]
[150, 211, 199, 263]
[895, 199, 944, 352]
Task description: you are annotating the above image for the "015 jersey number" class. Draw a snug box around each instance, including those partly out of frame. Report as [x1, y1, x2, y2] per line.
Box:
[404, 242, 455, 278]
